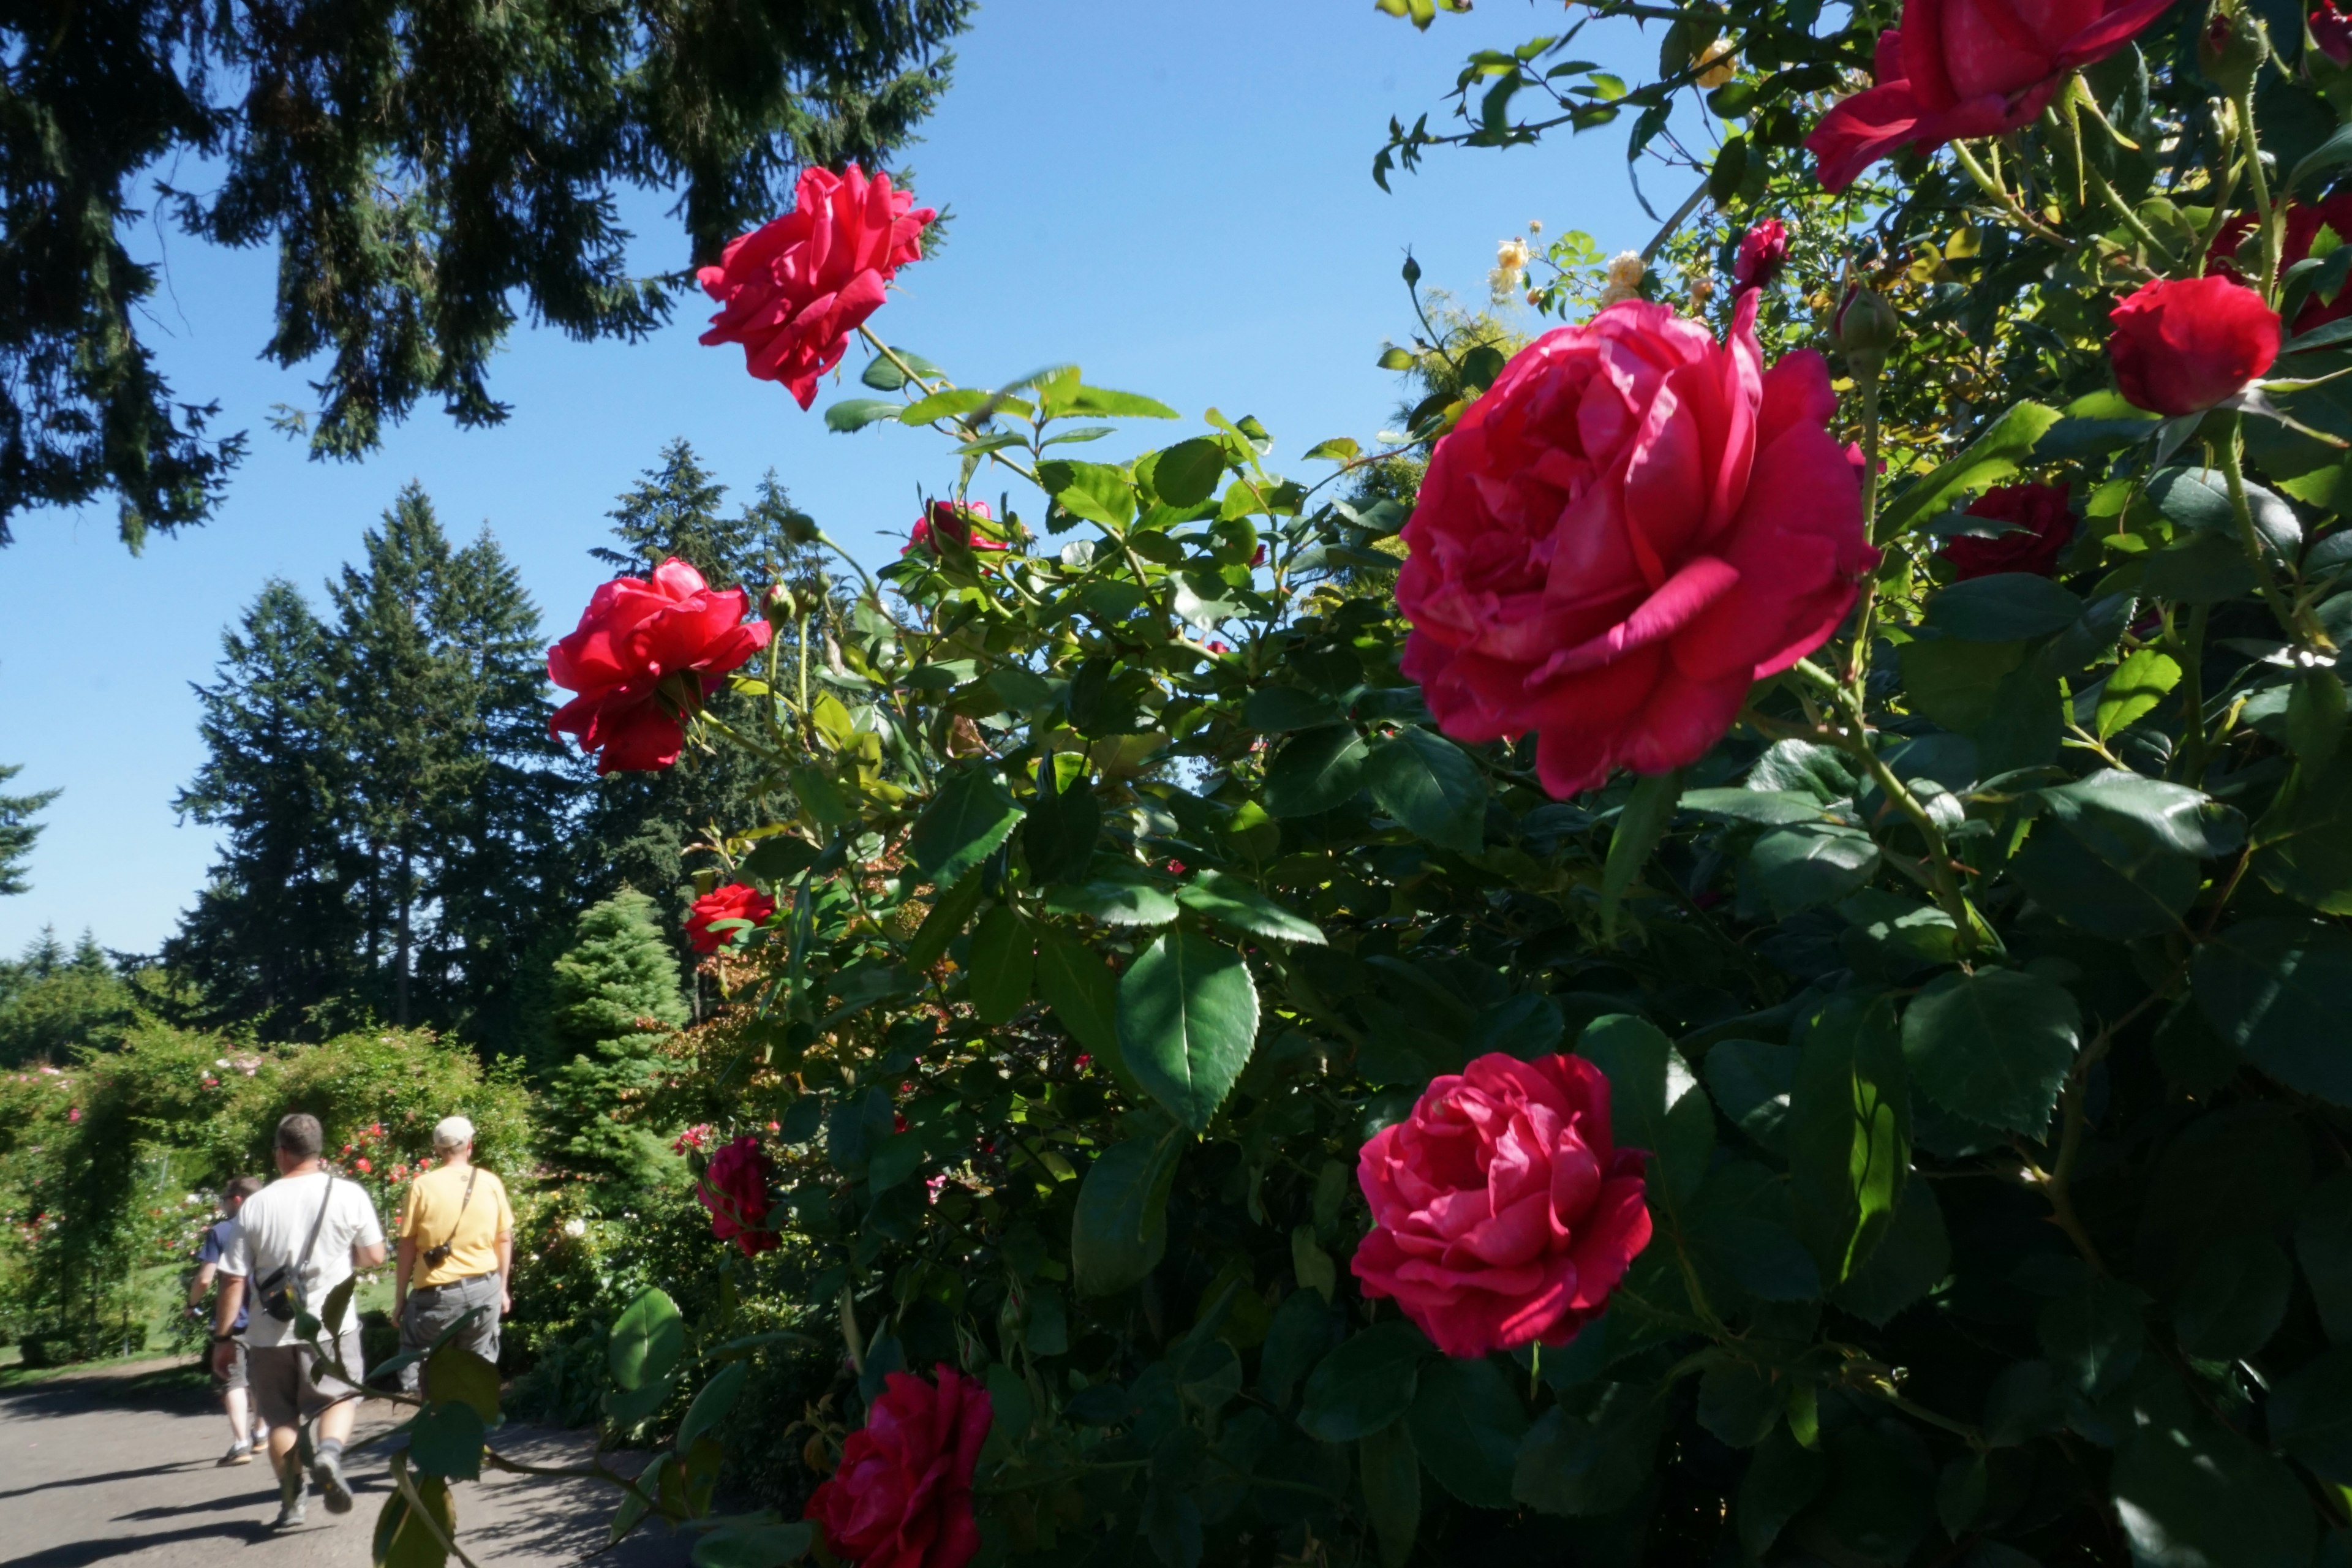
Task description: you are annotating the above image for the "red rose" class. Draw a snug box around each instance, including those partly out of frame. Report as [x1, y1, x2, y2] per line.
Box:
[2319, 2, 2352, 66]
[685, 883, 778, 955]
[696, 1135, 778, 1256]
[2108, 275, 2280, 418]
[698, 164, 935, 410]
[905, 500, 1006, 555]
[1352, 1052, 1651, 1358]
[806, 1365, 990, 1568]
[1733, 217, 1789, 290]
[1940, 483, 2075, 581]
[1806, 0, 2174, 192]
[1398, 292, 1875, 800]
[548, 559, 772, 774]
[2208, 193, 2352, 334]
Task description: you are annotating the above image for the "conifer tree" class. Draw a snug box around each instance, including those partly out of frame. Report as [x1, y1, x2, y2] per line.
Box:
[538, 889, 690, 1192]
[0, 764, 57, 897]
[0, 929, 135, 1066]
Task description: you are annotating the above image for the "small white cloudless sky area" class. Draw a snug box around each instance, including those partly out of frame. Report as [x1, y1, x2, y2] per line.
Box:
[0, 0, 1683, 956]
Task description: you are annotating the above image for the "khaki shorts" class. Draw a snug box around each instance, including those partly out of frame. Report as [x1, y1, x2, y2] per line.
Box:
[210, 1336, 248, 1393]
[246, 1327, 365, 1430]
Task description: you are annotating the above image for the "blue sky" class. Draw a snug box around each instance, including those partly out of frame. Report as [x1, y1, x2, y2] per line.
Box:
[0, 1, 1679, 957]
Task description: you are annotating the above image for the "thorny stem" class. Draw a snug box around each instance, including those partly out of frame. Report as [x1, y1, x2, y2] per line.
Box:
[2217, 415, 2332, 650]
[2234, 87, 2281, 305]
[1950, 140, 2074, 249]
[1847, 376, 1885, 699]
[840, 1283, 866, 1375]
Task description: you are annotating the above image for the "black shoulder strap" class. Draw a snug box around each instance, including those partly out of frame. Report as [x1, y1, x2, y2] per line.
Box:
[293, 1177, 336, 1275]
[451, 1166, 478, 1227]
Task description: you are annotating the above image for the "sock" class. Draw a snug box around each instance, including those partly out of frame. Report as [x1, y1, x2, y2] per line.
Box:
[317, 1439, 344, 1464]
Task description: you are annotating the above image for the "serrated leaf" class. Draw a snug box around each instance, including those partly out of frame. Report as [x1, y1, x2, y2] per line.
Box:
[1117, 930, 1259, 1132]
[1174, 870, 1325, 945]
[824, 398, 903, 432]
[908, 768, 1023, 889]
[1365, 728, 1487, 853]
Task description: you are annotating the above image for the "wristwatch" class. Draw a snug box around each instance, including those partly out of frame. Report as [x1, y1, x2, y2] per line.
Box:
[211, 1332, 237, 1343]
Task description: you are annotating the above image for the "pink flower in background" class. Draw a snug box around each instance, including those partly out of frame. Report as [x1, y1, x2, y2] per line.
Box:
[1733, 217, 1789, 289]
[685, 883, 778, 955]
[906, 500, 1005, 554]
[1398, 292, 1874, 799]
[1806, 0, 2174, 191]
[1940, 483, 2075, 581]
[1353, 1052, 1651, 1357]
[697, 165, 935, 409]
[697, 1136, 779, 1256]
[806, 1365, 990, 1568]
[549, 559, 771, 774]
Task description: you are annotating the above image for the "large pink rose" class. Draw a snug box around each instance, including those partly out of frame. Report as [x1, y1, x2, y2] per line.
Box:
[696, 1135, 778, 1256]
[806, 1365, 991, 1568]
[548, 559, 771, 774]
[1807, 0, 2176, 192]
[1398, 292, 1875, 800]
[697, 164, 935, 409]
[1352, 1052, 1653, 1359]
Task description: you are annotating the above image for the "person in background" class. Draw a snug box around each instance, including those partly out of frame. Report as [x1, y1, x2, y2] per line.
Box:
[393, 1115, 514, 1390]
[211, 1112, 385, 1531]
[187, 1175, 267, 1464]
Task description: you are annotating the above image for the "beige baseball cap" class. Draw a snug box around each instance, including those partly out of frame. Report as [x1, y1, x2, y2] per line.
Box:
[432, 1115, 475, 1150]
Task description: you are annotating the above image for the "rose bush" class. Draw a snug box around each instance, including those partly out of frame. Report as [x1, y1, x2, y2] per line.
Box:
[695, 1134, 779, 1256]
[805, 1366, 990, 1568]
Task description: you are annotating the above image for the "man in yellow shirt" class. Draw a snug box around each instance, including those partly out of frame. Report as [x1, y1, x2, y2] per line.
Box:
[392, 1115, 514, 1388]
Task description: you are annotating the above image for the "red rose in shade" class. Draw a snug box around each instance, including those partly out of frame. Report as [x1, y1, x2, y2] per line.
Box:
[1733, 217, 1790, 290]
[1806, 0, 2174, 192]
[685, 883, 778, 955]
[806, 1365, 991, 1568]
[1941, 483, 2076, 581]
[905, 500, 1007, 555]
[548, 559, 772, 775]
[2318, 2, 2352, 66]
[697, 164, 936, 410]
[696, 1135, 778, 1256]
[1354, 1052, 1651, 1358]
[2108, 275, 2281, 418]
[2207, 192, 2352, 334]
[1398, 292, 1875, 800]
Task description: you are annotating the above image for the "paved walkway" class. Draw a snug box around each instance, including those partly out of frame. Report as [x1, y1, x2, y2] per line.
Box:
[0, 1360, 693, 1567]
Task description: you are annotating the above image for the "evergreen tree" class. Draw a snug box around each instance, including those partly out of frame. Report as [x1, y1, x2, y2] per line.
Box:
[168, 581, 365, 1035]
[0, 929, 136, 1066]
[538, 889, 690, 1193]
[0, 763, 58, 897]
[2, 0, 971, 546]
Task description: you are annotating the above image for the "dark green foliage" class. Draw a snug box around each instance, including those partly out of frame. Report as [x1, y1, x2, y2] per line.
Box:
[0, 0, 971, 544]
[0, 928, 138, 1066]
[537, 889, 689, 1191]
[0, 762, 58, 897]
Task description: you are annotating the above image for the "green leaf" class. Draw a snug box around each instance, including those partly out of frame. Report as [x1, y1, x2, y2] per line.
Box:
[382, 1466, 458, 1568]
[1242, 686, 1344, 734]
[2150, 467, 2302, 559]
[1899, 636, 2025, 732]
[860, 349, 940, 390]
[1358, 1421, 1421, 1568]
[1065, 385, 1180, 420]
[1683, 1159, 1823, 1303]
[2112, 1416, 2316, 1568]
[1603, 770, 1683, 938]
[1070, 1131, 1179, 1295]
[1747, 823, 1880, 918]
[1830, 1178, 1950, 1327]
[1022, 764, 1099, 887]
[907, 870, 986, 972]
[676, 1362, 747, 1454]
[741, 834, 821, 887]
[1681, 788, 1847, 826]
[967, 905, 1035, 1025]
[2096, 647, 2184, 739]
[2270, 1346, 2352, 1487]
[608, 1288, 685, 1393]
[908, 768, 1023, 889]
[1118, 929, 1259, 1132]
[2299, 1174, 2352, 1344]
[1879, 401, 2062, 538]
[2254, 751, 2352, 914]
[2013, 772, 2240, 940]
[1304, 437, 1362, 462]
[407, 1400, 486, 1480]
[1578, 1014, 1712, 1207]
[1298, 1320, 1428, 1441]
[1035, 930, 1131, 1079]
[1815, 1420, 1936, 1566]
[2174, 1234, 2291, 1361]
[1736, 1427, 1826, 1560]
[422, 1345, 500, 1422]
[1036, 459, 1137, 529]
[1901, 968, 2081, 1136]
[824, 398, 903, 433]
[1697, 1360, 1781, 1449]
[1408, 1356, 1528, 1509]
[899, 387, 994, 424]
[1262, 726, 1370, 818]
[1045, 878, 1179, 926]
[2039, 1275, 2144, 1400]
[2193, 918, 2352, 1106]
[1365, 728, 1487, 854]
[1174, 870, 1325, 946]
[1923, 573, 2086, 641]
[1703, 1038, 1799, 1157]
[1512, 1382, 1668, 1517]
[690, 1522, 815, 1568]
[1787, 993, 1909, 1287]
[1151, 438, 1228, 507]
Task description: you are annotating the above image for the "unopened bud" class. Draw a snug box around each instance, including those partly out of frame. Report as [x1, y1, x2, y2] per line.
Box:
[2201, 2, 2269, 95]
[1834, 284, 1901, 377]
[764, 584, 799, 626]
[780, 510, 820, 546]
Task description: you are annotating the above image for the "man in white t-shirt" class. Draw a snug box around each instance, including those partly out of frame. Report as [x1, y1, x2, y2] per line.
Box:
[211, 1112, 386, 1530]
